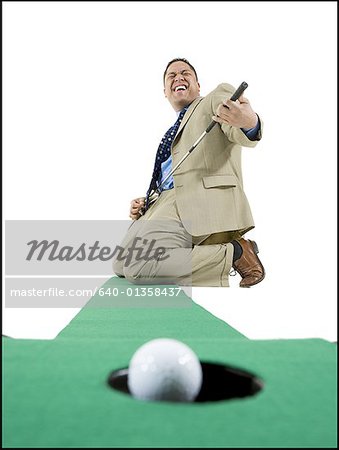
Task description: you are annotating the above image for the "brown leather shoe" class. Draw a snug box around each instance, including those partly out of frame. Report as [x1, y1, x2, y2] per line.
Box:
[232, 239, 265, 287]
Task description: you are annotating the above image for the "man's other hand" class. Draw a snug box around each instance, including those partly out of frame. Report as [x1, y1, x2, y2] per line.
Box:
[129, 197, 145, 220]
[213, 95, 258, 129]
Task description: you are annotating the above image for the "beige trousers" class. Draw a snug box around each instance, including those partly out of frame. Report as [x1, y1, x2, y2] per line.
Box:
[113, 190, 240, 287]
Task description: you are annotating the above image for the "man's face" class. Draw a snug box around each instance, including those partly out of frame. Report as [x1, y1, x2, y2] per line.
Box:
[164, 61, 200, 111]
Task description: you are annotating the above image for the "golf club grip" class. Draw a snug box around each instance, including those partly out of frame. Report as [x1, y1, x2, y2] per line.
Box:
[206, 81, 248, 133]
[230, 81, 248, 102]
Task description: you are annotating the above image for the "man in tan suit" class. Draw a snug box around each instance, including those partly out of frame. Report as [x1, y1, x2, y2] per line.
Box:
[113, 58, 265, 287]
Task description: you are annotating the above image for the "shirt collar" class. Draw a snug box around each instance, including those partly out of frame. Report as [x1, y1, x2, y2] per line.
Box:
[176, 104, 190, 118]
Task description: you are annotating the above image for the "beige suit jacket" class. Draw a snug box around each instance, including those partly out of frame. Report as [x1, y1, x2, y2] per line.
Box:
[171, 83, 263, 237]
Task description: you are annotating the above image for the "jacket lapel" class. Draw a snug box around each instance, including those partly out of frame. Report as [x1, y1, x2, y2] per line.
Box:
[173, 96, 204, 145]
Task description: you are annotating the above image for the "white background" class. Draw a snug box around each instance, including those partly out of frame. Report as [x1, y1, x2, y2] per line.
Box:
[3, 1, 337, 340]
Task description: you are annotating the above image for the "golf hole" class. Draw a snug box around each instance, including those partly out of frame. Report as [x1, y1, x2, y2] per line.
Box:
[107, 361, 263, 402]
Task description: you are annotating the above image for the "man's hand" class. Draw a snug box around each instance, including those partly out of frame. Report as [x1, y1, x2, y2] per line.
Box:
[129, 197, 145, 220]
[212, 95, 258, 129]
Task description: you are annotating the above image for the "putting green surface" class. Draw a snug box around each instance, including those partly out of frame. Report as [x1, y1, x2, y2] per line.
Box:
[3, 278, 337, 448]
[57, 277, 246, 341]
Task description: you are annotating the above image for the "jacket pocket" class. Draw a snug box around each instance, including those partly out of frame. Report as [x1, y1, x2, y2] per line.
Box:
[202, 175, 238, 188]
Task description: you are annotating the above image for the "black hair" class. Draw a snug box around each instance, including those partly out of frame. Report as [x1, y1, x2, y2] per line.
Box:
[163, 58, 198, 84]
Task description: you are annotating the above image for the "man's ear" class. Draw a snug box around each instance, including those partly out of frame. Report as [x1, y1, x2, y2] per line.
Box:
[164, 87, 167, 98]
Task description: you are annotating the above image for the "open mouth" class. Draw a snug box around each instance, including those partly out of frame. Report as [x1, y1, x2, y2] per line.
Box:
[173, 85, 187, 92]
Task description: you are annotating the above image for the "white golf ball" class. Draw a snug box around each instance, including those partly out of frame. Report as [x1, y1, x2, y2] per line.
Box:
[127, 338, 203, 402]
